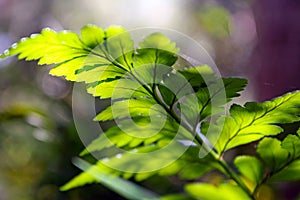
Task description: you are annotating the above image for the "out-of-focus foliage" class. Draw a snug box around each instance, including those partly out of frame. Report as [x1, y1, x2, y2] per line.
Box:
[198, 5, 232, 38]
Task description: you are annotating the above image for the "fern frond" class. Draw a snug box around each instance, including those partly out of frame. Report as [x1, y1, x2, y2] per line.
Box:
[210, 91, 300, 154]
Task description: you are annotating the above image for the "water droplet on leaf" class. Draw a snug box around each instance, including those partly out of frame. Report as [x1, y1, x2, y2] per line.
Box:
[3, 49, 9, 55]
[30, 34, 38, 39]
[132, 148, 138, 153]
[11, 43, 17, 49]
[20, 37, 27, 42]
[116, 154, 122, 159]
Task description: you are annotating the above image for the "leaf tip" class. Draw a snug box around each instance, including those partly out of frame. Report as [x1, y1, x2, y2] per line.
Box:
[79, 149, 89, 156]
[0, 49, 11, 58]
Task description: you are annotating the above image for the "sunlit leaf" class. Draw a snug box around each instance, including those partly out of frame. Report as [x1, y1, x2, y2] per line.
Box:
[137, 33, 178, 54]
[160, 194, 194, 200]
[212, 91, 300, 154]
[94, 99, 165, 121]
[257, 131, 300, 182]
[234, 156, 264, 187]
[179, 65, 247, 120]
[68, 146, 217, 190]
[80, 118, 181, 156]
[185, 182, 251, 200]
[0, 25, 133, 81]
[257, 138, 290, 172]
[80, 24, 105, 48]
[61, 158, 159, 200]
[270, 160, 300, 182]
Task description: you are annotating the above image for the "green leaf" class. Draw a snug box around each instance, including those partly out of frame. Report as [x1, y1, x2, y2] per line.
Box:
[178, 65, 215, 88]
[80, 24, 105, 48]
[81, 32, 181, 99]
[223, 78, 248, 102]
[103, 26, 134, 70]
[270, 160, 300, 181]
[80, 119, 179, 157]
[160, 194, 194, 200]
[64, 145, 179, 189]
[94, 99, 162, 121]
[185, 183, 251, 200]
[157, 160, 187, 177]
[60, 168, 97, 191]
[178, 163, 212, 180]
[72, 146, 216, 190]
[61, 158, 159, 200]
[197, 77, 247, 119]
[137, 33, 178, 54]
[234, 156, 264, 186]
[281, 134, 300, 159]
[257, 138, 290, 172]
[87, 78, 149, 99]
[132, 33, 179, 74]
[213, 90, 300, 154]
[7, 28, 86, 64]
[75, 64, 125, 83]
[179, 66, 247, 120]
[0, 25, 134, 81]
[257, 131, 300, 182]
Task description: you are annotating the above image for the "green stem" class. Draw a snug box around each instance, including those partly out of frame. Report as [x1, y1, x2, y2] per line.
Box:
[218, 159, 254, 199]
[192, 134, 254, 199]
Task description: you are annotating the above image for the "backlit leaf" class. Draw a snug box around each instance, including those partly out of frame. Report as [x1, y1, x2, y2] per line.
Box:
[185, 182, 251, 200]
[212, 91, 300, 154]
[257, 132, 300, 182]
[234, 156, 264, 186]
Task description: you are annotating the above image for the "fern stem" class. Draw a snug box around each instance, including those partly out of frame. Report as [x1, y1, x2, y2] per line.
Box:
[191, 137, 254, 199]
[218, 159, 254, 199]
[193, 136, 255, 199]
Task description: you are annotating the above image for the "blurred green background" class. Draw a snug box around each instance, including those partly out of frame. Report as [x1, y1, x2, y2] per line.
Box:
[0, 0, 299, 199]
